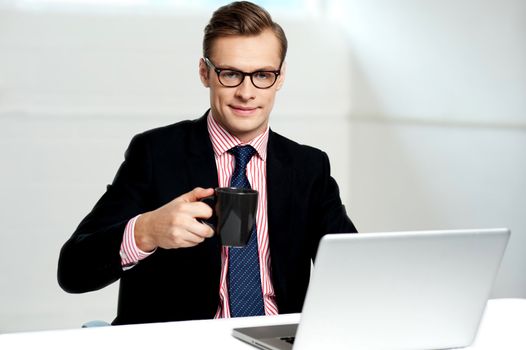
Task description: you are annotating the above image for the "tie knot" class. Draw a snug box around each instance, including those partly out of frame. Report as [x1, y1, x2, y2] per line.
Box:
[229, 145, 257, 170]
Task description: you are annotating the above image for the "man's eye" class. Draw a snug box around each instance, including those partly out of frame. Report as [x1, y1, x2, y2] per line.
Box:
[221, 71, 242, 80]
[254, 72, 273, 80]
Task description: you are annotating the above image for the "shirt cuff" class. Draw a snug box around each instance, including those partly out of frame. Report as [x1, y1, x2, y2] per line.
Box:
[120, 214, 156, 270]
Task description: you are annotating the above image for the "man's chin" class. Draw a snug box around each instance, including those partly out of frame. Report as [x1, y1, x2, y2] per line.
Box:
[227, 124, 266, 141]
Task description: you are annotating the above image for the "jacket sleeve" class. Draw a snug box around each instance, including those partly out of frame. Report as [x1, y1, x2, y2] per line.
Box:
[57, 133, 153, 293]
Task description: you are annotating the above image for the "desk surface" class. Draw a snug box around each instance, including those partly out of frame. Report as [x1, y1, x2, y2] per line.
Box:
[1, 298, 525, 349]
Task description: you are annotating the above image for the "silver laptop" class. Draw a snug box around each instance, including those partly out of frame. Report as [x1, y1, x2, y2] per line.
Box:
[232, 228, 510, 350]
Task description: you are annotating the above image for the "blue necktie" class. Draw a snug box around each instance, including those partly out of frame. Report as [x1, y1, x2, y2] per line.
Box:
[228, 145, 265, 317]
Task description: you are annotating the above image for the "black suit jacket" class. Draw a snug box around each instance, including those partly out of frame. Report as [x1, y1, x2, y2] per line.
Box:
[57, 113, 357, 325]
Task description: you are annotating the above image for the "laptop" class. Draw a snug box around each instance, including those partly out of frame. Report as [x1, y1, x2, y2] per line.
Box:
[232, 228, 510, 350]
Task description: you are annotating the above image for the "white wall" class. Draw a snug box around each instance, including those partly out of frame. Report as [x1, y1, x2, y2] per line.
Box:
[1, 0, 525, 333]
[335, 0, 526, 298]
[332, 0, 526, 126]
[347, 121, 526, 298]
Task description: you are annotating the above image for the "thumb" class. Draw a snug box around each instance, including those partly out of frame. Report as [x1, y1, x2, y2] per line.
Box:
[178, 187, 215, 203]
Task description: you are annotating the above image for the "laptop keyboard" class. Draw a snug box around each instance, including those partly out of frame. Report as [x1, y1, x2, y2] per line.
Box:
[280, 336, 295, 344]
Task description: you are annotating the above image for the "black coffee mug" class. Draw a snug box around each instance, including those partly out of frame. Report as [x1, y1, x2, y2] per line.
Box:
[201, 187, 258, 247]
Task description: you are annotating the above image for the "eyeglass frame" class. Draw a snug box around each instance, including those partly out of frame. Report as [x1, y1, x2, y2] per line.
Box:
[204, 57, 282, 89]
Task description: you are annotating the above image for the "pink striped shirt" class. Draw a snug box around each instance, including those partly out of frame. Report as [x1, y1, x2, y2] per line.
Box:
[120, 215, 151, 269]
[119, 113, 278, 317]
[207, 113, 278, 318]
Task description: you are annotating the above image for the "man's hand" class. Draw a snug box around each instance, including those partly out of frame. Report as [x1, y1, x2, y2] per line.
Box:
[134, 187, 215, 251]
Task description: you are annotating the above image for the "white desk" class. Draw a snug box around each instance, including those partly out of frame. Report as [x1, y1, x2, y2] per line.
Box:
[1, 298, 525, 349]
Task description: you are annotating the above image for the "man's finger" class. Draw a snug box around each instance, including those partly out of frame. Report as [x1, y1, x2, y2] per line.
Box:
[177, 187, 215, 203]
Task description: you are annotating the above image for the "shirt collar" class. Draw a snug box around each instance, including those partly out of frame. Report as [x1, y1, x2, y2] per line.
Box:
[207, 111, 269, 161]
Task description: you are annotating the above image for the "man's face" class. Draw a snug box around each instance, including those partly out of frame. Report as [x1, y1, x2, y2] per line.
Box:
[199, 29, 285, 142]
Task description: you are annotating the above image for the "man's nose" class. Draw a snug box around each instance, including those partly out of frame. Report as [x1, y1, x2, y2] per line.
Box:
[234, 76, 256, 100]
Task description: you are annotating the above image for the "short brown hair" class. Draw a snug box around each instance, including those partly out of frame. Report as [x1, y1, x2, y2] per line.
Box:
[203, 1, 287, 63]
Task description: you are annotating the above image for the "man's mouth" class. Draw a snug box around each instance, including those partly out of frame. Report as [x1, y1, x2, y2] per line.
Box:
[230, 105, 259, 115]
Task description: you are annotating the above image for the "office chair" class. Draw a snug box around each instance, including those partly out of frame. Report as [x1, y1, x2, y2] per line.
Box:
[82, 320, 111, 328]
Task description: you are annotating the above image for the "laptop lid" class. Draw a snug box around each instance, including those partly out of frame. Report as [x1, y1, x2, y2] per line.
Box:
[232, 228, 510, 350]
[294, 228, 510, 350]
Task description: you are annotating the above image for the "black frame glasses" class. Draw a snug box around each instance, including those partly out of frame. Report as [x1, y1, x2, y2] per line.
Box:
[204, 57, 281, 89]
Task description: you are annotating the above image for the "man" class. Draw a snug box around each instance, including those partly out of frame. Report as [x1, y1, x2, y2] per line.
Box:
[58, 1, 357, 325]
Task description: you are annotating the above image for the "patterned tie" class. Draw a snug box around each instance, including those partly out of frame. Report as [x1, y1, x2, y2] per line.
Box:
[228, 145, 265, 317]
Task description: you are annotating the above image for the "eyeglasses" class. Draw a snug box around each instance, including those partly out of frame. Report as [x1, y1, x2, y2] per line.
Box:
[204, 57, 281, 89]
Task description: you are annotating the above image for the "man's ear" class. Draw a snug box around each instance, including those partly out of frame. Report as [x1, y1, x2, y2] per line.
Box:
[275, 61, 286, 91]
[199, 58, 210, 87]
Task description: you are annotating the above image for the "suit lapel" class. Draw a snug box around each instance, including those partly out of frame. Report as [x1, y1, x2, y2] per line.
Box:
[267, 131, 293, 231]
[184, 113, 222, 255]
[266, 130, 294, 303]
[186, 113, 219, 190]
